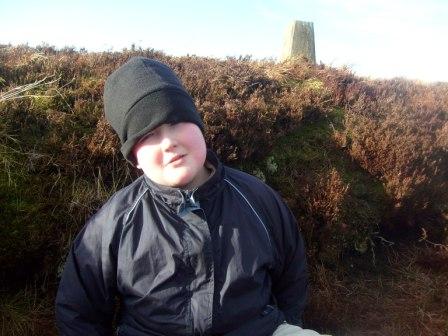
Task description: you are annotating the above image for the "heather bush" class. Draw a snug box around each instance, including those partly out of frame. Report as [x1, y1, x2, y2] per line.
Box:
[248, 109, 389, 264]
[322, 72, 448, 240]
[1, 45, 447, 281]
[1, 45, 448, 335]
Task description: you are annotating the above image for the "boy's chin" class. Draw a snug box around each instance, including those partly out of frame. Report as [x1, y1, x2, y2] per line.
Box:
[142, 168, 194, 187]
[170, 176, 196, 189]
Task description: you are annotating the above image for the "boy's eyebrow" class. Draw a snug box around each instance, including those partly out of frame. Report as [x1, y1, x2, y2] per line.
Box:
[136, 122, 177, 145]
[138, 131, 154, 142]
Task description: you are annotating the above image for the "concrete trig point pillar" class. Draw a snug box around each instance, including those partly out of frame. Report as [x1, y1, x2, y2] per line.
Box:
[280, 20, 316, 64]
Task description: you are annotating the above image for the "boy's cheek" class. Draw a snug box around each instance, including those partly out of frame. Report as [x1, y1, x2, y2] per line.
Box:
[135, 146, 161, 168]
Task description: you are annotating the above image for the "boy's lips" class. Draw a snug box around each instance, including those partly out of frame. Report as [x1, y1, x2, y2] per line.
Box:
[166, 154, 186, 166]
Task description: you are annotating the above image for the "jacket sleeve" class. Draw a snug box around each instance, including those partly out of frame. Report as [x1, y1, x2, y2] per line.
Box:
[55, 203, 120, 336]
[268, 192, 309, 327]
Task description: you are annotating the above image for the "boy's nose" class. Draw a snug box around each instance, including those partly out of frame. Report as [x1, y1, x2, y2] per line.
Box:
[160, 134, 177, 151]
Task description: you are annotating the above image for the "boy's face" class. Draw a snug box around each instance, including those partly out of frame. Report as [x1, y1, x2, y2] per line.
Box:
[132, 122, 208, 189]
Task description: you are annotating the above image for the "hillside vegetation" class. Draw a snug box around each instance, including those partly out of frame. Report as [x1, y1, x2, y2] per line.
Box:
[0, 45, 447, 336]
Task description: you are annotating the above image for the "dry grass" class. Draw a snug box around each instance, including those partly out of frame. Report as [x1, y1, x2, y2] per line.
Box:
[306, 245, 448, 336]
[0, 289, 55, 336]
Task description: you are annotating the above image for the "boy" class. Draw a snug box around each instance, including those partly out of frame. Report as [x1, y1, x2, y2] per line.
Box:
[55, 57, 325, 336]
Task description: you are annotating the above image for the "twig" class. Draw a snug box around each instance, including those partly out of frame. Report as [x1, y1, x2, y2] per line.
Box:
[374, 234, 395, 246]
[0, 75, 60, 102]
[419, 228, 448, 251]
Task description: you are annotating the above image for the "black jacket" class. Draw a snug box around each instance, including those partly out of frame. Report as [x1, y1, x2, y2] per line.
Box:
[55, 151, 308, 336]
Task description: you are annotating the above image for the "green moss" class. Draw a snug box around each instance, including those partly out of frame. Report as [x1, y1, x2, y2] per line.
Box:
[32, 95, 53, 110]
[303, 78, 325, 91]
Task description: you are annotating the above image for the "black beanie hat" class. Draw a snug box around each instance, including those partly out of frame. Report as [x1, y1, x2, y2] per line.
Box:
[104, 57, 204, 164]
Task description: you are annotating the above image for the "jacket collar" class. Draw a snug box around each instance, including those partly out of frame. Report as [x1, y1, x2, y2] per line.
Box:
[143, 149, 225, 213]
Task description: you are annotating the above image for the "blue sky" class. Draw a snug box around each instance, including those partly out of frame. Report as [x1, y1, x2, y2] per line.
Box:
[2, 0, 447, 82]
